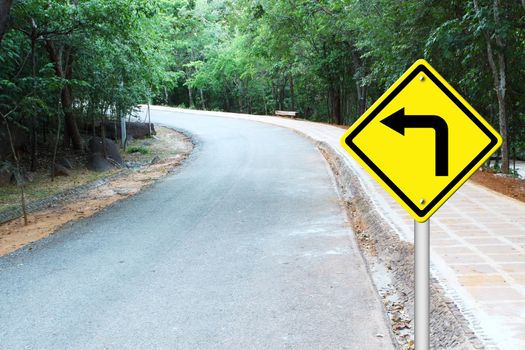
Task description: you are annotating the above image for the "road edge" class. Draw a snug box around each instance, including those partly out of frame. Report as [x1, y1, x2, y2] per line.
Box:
[147, 106, 490, 349]
[316, 141, 484, 350]
[0, 127, 195, 257]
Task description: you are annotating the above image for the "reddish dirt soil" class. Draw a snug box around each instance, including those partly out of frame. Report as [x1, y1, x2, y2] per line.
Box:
[471, 170, 525, 202]
[0, 156, 189, 256]
[0, 129, 192, 256]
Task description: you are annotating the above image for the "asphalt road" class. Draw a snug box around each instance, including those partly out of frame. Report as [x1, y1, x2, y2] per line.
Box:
[0, 110, 394, 349]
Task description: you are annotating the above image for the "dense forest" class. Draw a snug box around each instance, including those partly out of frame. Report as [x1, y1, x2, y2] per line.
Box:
[1, 0, 524, 177]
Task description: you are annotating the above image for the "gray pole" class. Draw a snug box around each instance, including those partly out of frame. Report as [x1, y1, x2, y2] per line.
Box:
[119, 80, 126, 149]
[415, 219, 430, 350]
[147, 100, 151, 136]
[120, 115, 126, 149]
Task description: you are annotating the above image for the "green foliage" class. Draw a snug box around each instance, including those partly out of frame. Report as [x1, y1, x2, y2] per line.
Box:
[127, 145, 149, 155]
[1, 0, 524, 163]
[162, 0, 525, 158]
[0, 0, 180, 155]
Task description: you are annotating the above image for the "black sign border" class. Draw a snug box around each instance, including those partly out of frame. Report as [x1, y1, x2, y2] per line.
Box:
[344, 64, 500, 218]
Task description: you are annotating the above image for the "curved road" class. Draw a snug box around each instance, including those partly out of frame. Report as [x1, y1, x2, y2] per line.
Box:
[0, 110, 394, 349]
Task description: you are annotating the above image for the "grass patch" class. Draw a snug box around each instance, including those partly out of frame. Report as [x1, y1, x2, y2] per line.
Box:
[0, 169, 117, 213]
[0, 127, 189, 215]
[127, 145, 150, 155]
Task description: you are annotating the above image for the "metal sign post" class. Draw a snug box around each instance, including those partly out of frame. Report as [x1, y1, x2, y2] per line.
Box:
[415, 220, 430, 350]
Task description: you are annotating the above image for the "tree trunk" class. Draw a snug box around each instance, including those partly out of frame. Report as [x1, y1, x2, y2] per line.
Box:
[223, 93, 229, 111]
[263, 90, 269, 115]
[290, 75, 295, 111]
[351, 47, 368, 119]
[246, 80, 252, 113]
[42, 118, 47, 143]
[88, 99, 96, 137]
[199, 89, 205, 110]
[326, 90, 331, 123]
[272, 83, 278, 111]
[2, 115, 28, 225]
[30, 30, 38, 171]
[474, 0, 509, 173]
[494, 47, 509, 170]
[0, 0, 13, 43]
[45, 41, 82, 150]
[330, 81, 342, 125]
[356, 83, 368, 117]
[101, 113, 108, 159]
[61, 84, 82, 149]
[188, 87, 194, 108]
[51, 99, 61, 182]
[277, 87, 282, 110]
[278, 79, 286, 111]
[30, 124, 37, 171]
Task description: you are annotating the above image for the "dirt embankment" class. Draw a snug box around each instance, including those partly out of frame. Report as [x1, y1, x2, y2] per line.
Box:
[318, 142, 483, 350]
[0, 127, 193, 257]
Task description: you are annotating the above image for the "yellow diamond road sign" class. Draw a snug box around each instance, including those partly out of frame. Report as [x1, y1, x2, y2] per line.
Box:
[340, 59, 502, 222]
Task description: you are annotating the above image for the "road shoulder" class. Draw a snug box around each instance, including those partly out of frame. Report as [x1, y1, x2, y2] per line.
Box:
[0, 127, 193, 256]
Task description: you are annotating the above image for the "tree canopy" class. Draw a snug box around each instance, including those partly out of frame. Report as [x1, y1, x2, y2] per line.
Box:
[1, 0, 524, 174]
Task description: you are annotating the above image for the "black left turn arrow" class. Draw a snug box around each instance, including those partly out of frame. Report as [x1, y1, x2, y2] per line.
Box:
[381, 108, 449, 176]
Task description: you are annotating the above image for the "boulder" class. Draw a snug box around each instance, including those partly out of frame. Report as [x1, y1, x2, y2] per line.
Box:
[87, 152, 113, 172]
[53, 163, 71, 177]
[88, 137, 123, 166]
[126, 122, 156, 139]
[16, 169, 33, 185]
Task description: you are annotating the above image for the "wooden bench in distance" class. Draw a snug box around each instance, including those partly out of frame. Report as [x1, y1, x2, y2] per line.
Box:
[275, 110, 297, 118]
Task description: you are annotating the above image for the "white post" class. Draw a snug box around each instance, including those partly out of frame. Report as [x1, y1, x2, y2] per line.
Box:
[119, 80, 126, 149]
[120, 115, 126, 149]
[415, 219, 430, 350]
[147, 100, 151, 136]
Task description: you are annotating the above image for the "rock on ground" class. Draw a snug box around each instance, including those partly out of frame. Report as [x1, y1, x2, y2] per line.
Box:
[87, 137, 123, 166]
[52, 164, 71, 177]
[126, 122, 156, 139]
[86, 153, 113, 172]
